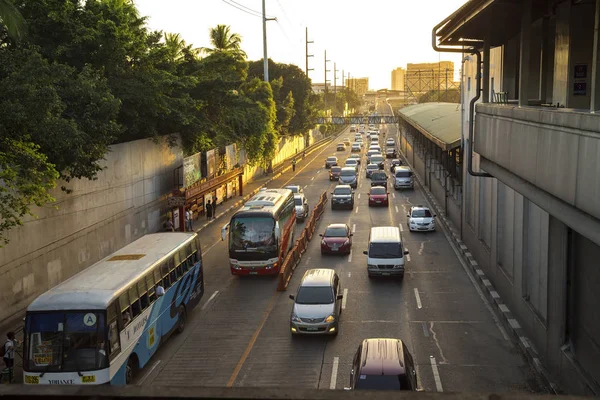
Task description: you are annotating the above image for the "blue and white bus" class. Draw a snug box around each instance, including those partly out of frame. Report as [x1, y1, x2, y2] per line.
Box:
[23, 232, 204, 385]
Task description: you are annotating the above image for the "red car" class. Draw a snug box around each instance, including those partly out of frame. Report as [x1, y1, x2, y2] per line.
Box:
[368, 186, 389, 207]
[320, 223, 353, 255]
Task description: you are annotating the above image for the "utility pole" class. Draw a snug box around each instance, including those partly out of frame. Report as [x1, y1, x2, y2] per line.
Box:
[262, 0, 276, 82]
[324, 50, 330, 110]
[334, 62, 338, 115]
[342, 69, 345, 88]
[305, 27, 314, 76]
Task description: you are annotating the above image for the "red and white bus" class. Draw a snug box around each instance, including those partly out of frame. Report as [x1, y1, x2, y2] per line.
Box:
[221, 188, 296, 275]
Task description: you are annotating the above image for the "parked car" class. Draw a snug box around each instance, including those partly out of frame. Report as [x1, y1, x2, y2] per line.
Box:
[351, 143, 362, 152]
[285, 185, 303, 194]
[325, 156, 338, 169]
[407, 206, 436, 232]
[365, 163, 379, 178]
[294, 194, 309, 221]
[370, 170, 388, 187]
[331, 185, 354, 210]
[337, 143, 347, 151]
[289, 269, 343, 336]
[390, 159, 403, 172]
[368, 186, 389, 207]
[348, 154, 361, 165]
[338, 167, 358, 188]
[393, 166, 414, 189]
[329, 166, 342, 181]
[346, 338, 418, 390]
[370, 155, 385, 169]
[320, 223, 353, 255]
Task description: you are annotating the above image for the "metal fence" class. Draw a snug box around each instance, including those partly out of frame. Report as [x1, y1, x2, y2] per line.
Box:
[277, 191, 328, 291]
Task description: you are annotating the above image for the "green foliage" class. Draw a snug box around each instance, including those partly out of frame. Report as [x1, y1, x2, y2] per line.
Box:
[200, 24, 246, 58]
[0, 138, 59, 244]
[0, 0, 26, 40]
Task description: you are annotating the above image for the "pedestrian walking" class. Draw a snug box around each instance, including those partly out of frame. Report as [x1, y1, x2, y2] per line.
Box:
[292, 158, 296, 172]
[212, 199, 217, 219]
[206, 200, 213, 220]
[188, 209, 194, 231]
[164, 219, 174, 232]
[2, 332, 17, 383]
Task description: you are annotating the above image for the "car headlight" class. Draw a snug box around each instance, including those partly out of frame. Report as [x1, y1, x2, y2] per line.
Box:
[393, 265, 402, 269]
[291, 314, 302, 323]
[343, 239, 350, 245]
[367, 264, 376, 268]
[322, 240, 327, 245]
[324, 315, 335, 323]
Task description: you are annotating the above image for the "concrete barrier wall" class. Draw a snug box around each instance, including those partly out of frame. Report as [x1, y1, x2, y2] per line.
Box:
[0, 138, 182, 330]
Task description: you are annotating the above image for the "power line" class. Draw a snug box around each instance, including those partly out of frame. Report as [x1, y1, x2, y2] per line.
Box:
[220, 0, 262, 18]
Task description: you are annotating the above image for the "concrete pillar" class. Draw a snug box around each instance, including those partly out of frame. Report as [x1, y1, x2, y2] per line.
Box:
[519, 0, 533, 107]
[553, 1, 572, 107]
[539, 15, 551, 102]
[483, 36, 491, 103]
[591, 0, 600, 112]
[238, 174, 244, 196]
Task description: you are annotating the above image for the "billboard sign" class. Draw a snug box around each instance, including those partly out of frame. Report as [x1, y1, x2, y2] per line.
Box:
[206, 149, 217, 179]
[183, 152, 201, 187]
[225, 144, 238, 170]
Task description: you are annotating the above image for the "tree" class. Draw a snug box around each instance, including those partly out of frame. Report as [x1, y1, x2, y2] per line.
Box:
[0, 0, 25, 40]
[201, 24, 246, 58]
[0, 138, 59, 245]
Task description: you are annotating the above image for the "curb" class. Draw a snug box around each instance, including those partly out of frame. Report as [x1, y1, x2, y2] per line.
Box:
[398, 152, 559, 395]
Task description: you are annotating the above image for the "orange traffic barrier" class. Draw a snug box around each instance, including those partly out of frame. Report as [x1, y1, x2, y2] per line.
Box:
[277, 191, 328, 291]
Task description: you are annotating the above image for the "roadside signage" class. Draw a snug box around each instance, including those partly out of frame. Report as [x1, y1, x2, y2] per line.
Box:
[168, 196, 186, 207]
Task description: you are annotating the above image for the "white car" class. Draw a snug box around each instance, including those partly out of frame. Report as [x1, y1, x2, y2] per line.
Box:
[351, 143, 362, 152]
[407, 206, 436, 232]
[294, 194, 309, 221]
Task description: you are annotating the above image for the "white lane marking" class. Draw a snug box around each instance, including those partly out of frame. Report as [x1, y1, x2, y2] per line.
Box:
[201, 290, 219, 311]
[392, 192, 396, 198]
[342, 288, 348, 309]
[355, 206, 359, 214]
[352, 224, 356, 233]
[330, 357, 339, 389]
[304, 185, 308, 189]
[311, 176, 315, 181]
[358, 193, 361, 199]
[430, 356, 444, 392]
[414, 288, 422, 309]
[348, 272, 352, 278]
[317, 170, 321, 174]
[347, 249, 353, 263]
[406, 252, 411, 262]
[202, 240, 221, 256]
[138, 360, 161, 385]
[305, 256, 312, 266]
[418, 242, 425, 255]
[395, 205, 399, 213]
[399, 223, 404, 232]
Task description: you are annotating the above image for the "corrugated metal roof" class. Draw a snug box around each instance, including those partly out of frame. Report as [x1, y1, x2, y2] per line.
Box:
[397, 102, 461, 151]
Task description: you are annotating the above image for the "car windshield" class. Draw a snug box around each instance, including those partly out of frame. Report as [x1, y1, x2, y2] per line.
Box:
[345, 160, 357, 165]
[369, 242, 403, 258]
[372, 157, 384, 163]
[355, 375, 402, 390]
[331, 167, 342, 173]
[341, 170, 355, 176]
[334, 187, 352, 195]
[286, 186, 299, 193]
[372, 172, 386, 180]
[371, 187, 386, 195]
[294, 198, 303, 206]
[395, 170, 413, 177]
[295, 286, 334, 304]
[412, 209, 433, 218]
[324, 226, 348, 237]
[327, 157, 337, 162]
[229, 217, 276, 252]
[367, 165, 378, 170]
[24, 311, 108, 373]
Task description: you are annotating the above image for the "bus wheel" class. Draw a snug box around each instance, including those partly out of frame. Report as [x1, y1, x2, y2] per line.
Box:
[126, 357, 137, 385]
[175, 306, 186, 334]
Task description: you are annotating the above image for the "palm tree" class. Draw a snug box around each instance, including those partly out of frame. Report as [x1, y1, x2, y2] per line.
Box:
[0, 0, 26, 40]
[200, 24, 246, 58]
[164, 32, 200, 61]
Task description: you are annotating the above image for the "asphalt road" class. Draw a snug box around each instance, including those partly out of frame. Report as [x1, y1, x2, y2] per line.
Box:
[138, 103, 543, 394]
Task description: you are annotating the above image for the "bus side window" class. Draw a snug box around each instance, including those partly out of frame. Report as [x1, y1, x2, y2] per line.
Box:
[118, 292, 131, 329]
[128, 285, 141, 318]
[195, 236, 203, 259]
[161, 262, 171, 289]
[107, 302, 121, 359]
[146, 273, 156, 303]
[138, 279, 149, 310]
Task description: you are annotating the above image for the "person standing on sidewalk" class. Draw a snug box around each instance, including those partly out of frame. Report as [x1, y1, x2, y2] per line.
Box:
[206, 200, 213, 220]
[2, 332, 16, 383]
[292, 158, 296, 172]
[212, 199, 217, 219]
[188, 209, 194, 231]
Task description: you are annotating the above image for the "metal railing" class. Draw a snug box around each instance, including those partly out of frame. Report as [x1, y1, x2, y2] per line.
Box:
[277, 191, 328, 291]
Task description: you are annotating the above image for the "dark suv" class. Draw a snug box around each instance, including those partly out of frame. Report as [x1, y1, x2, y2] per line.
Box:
[370, 171, 388, 187]
[331, 185, 354, 210]
[347, 338, 418, 391]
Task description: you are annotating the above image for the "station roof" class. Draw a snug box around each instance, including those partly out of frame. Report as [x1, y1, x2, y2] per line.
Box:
[397, 102, 461, 151]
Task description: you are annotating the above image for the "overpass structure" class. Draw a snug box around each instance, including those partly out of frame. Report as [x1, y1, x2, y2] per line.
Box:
[315, 115, 399, 124]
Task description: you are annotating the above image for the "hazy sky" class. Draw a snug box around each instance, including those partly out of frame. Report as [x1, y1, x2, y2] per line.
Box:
[134, 0, 468, 90]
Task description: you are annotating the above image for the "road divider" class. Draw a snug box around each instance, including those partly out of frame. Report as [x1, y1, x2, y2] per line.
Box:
[277, 191, 328, 291]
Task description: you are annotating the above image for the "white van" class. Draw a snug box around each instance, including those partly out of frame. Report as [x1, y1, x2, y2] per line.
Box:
[363, 226, 409, 278]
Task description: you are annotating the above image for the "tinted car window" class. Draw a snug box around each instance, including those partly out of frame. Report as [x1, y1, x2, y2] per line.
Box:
[327, 157, 337, 162]
[371, 172, 386, 180]
[341, 169, 356, 176]
[412, 209, 432, 218]
[294, 198, 303, 205]
[324, 226, 348, 237]
[334, 187, 352, 195]
[367, 165, 379, 170]
[355, 375, 401, 390]
[296, 286, 334, 304]
[369, 242, 403, 258]
[371, 156, 384, 163]
[331, 167, 342, 173]
[395, 170, 412, 177]
[371, 187, 386, 195]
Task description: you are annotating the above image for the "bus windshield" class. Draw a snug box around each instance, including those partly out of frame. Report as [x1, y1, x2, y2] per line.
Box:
[25, 311, 108, 373]
[229, 216, 277, 255]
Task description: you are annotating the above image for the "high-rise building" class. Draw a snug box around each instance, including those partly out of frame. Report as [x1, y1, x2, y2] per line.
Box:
[391, 67, 405, 91]
[405, 61, 455, 95]
[346, 78, 369, 96]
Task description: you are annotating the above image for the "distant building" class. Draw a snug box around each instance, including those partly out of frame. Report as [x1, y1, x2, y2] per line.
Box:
[346, 78, 369, 96]
[311, 83, 331, 94]
[391, 67, 405, 91]
[405, 61, 456, 95]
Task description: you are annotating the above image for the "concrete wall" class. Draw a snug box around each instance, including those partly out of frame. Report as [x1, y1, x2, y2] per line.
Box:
[0, 138, 182, 330]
